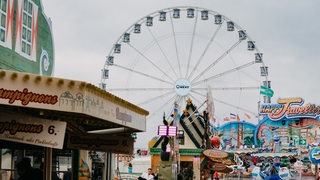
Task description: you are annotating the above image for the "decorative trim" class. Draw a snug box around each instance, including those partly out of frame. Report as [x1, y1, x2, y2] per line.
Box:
[187, 115, 204, 140]
[181, 116, 201, 148]
[153, 136, 163, 148]
[150, 148, 203, 156]
[0, 70, 149, 116]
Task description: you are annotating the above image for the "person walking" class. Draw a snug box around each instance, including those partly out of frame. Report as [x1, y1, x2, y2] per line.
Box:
[214, 171, 219, 180]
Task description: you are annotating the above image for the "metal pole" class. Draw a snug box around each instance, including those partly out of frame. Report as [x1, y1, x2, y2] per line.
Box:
[44, 147, 52, 180]
[204, 111, 211, 149]
[315, 164, 318, 180]
[299, 146, 302, 180]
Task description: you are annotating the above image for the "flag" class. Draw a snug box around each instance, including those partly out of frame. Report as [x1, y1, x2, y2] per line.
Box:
[230, 113, 236, 120]
[225, 138, 232, 146]
[172, 102, 180, 126]
[206, 86, 215, 123]
[244, 113, 251, 119]
[173, 102, 178, 118]
[260, 85, 274, 97]
[213, 117, 217, 123]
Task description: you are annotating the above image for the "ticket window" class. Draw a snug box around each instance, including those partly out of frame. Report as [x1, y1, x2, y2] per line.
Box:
[1, 149, 13, 179]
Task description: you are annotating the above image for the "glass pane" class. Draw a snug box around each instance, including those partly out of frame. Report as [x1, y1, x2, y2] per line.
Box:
[23, 13, 27, 25]
[22, 27, 26, 40]
[23, 0, 28, 11]
[0, 29, 5, 42]
[1, 0, 7, 12]
[27, 29, 31, 42]
[1, 149, 11, 180]
[27, 15, 31, 28]
[26, 43, 30, 55]
[1, 149, 12, 169]
[22, 41, 26, 52]
[28, 1, 32, 14]
[1, 14, 5, 27]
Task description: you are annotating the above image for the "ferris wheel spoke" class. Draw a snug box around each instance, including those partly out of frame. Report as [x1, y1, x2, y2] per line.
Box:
[107, 87, 173, 92]
[189, 93, 205, 108]
[213, 98, 258, 117]
[179, 96, 187, 107]
[174, 95, 184, 105]
[191, 89, 258, 116]
[136, 90, 175, 106]
[146, 94, 177, 119]
[146, 27, 179, 79]
[185, 12, 199, 78]
[187, 23, 223, 80]
[169, 12, 182, 77]
[126, 43, 175, 82]
[192, 86, 259, 91]
[112, 63, 172, 85]
[191, 40, 242, 84]
[192, 61, 255, 86]
[190, 89, 206, 98]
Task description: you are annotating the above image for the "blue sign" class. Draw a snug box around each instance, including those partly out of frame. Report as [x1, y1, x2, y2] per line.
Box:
[309, 147, 320, 164]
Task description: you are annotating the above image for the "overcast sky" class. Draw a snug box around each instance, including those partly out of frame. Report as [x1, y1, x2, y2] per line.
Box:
[42, 0, 320, 149]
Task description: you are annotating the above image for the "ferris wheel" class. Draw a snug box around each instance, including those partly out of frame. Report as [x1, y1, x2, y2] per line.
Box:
[100, 6, 271, 130]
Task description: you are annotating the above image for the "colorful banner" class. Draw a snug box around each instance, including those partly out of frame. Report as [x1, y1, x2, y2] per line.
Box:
[0, 112, 66, 149]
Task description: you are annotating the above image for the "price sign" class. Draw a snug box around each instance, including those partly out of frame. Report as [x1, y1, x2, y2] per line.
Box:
[0, 112, 66, 149]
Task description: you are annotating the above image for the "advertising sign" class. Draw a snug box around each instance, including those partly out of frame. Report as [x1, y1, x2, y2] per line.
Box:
[202, 149, 229, 159]
[0, 112, 66, 149]
[67, 134, 134, 154]
[309, 147, 320, 164]
[259, 97, 320, 120]
[0, 70, 148, 132]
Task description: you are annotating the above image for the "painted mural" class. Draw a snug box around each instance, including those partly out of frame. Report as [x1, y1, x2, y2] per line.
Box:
[255, 97, 320, 148]
[0, 0, 54, 76]
[219, 121, 256, 150]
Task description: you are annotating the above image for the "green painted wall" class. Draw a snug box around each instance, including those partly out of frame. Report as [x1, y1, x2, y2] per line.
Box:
[0, 0, 54, 76]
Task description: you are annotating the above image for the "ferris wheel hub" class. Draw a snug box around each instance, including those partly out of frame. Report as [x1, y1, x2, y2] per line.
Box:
[174, 78, 191, 96]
